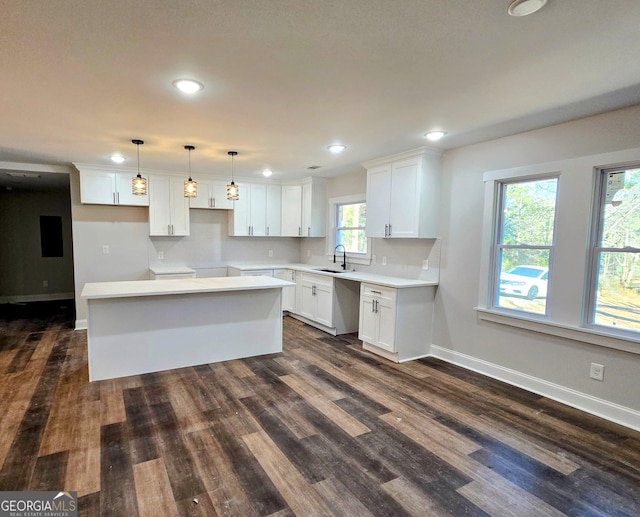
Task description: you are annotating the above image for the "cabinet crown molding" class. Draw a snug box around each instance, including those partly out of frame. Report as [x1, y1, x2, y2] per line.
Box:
[361, 146, 443, 169]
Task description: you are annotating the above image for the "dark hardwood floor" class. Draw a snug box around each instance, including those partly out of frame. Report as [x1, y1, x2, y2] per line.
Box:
[0, 300, 639, 516]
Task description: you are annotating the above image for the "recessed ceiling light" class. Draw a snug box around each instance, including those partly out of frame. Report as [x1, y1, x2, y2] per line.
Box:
[508, 0, 547, 16]
[328, 144, 347, 154]
[262, 169, 273, 177]
[110, 155, 125, 164]
[424, 130, 447, 142]
[172, 79, 204, 94]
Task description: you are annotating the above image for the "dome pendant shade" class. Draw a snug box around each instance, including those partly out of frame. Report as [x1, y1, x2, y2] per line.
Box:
[183, 145, 198, 198]
[131, 139, 147, 196]
[226, 151, 239, 201]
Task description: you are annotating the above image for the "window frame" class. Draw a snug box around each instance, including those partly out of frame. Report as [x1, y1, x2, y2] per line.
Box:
[326, 194, 372, 265]
[489, 173, 560, 318]
[584, 165, 640, 338]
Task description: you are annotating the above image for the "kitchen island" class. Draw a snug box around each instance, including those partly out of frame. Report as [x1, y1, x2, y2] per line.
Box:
[81, 276, 293, 381]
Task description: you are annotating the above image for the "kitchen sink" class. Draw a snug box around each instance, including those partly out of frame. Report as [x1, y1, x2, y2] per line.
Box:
[313, 268, 347, 274]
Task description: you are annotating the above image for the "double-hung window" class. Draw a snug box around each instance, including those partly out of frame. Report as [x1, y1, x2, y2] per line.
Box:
[588, 166, 640, 334]
[336, 201, 367, 254]
[492, 176, 558, 315]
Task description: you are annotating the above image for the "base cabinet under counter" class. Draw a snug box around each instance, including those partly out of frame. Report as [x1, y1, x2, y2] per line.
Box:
[358, 283, 435, 362]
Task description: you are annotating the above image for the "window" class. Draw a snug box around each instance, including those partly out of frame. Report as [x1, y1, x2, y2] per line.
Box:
[336, 202, 367, 254]
[492, 176, 558, 315]
[588, 166, 640, 334]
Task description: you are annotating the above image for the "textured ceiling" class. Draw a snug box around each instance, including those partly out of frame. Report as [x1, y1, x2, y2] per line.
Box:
[2, 0, 640, 185]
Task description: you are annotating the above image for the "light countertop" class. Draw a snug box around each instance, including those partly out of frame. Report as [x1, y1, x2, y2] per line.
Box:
[81, 276, 294, 300]
[228, 263, 437, 289]
[149, 266, 196, 275]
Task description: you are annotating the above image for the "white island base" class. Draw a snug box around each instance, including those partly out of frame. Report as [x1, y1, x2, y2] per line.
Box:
[82, 277, 292, 381]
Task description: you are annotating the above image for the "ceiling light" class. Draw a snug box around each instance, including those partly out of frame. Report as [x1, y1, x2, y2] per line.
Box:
[262, 169, 273, 177]
[172, 79, 204, 94]
[508, 0, 547, 16]
[131, 139, 147, 196]
[110, 155, 125, 164]
[183, 145, 197, 198]
[424, 130, 447, 141]
[227, 151, 239, 201]
[328, 144, 347, 154]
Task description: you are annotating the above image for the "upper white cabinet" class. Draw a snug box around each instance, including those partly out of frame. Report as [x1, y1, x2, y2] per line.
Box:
[281, 177, 327, 237]
[189, 180, 234, 210]
[148, 174, 190, 236]
[78, 167, 149, 206]
[362, 147, 441, 238]
[228, 182, 281, 236]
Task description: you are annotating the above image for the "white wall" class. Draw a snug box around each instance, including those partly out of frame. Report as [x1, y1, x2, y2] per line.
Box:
[436, 104, 640, 422]
[0, 188, 74, 301]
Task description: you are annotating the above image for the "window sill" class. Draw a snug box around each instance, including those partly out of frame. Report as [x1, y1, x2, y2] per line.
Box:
[475, 307, 640, 355]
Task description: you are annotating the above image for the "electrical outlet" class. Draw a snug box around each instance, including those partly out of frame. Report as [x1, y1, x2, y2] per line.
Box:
[590, 363, 604, 381]
[382, 256, 387, 266]
[372, 255, 377, 264]
[422, 259, 429, 270]
[158, 251, 164, 260]
[102, 245, 109, 255]
[268, 249, 273, 257]
[307, 249, 311, 257]
[43, 280, 48, 288]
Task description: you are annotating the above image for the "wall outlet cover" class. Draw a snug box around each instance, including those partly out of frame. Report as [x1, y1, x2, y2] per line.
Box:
[422, 259, 429, 270]
[590, 363, 605, 381]
[382, 256, 387, 266]
[102, 245, 109, 254]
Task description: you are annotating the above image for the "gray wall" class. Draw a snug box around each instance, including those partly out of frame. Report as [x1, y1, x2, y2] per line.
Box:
[0, 188, 74, 301]
[436, 104, 640, 415]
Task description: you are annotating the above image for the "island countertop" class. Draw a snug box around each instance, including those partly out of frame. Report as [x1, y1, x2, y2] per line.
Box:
[81, 276, 294, 300]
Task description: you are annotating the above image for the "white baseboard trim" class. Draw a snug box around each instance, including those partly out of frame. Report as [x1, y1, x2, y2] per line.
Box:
[75, 319, 87, 331]
[0, 292, 74, 304]
[429, 344, 640, 433]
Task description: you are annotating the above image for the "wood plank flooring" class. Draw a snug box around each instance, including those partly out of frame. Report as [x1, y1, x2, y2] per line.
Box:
[1, 300, 639, 516]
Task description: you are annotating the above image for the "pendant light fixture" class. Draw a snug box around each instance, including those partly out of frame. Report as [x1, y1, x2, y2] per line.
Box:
[131, 139, 147, 195]
[183, 145, 197, 198]
[226, 151, 239, 201]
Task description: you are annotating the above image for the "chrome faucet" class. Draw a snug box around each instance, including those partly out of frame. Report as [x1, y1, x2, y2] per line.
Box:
[334, 244, 347, 270]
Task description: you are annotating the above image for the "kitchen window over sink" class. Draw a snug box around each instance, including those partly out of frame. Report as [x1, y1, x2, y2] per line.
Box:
[327, 194, 372, 265]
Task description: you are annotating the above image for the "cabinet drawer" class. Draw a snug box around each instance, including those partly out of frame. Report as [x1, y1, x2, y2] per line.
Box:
[300, 272, 334, 289]
[361, 283, 396, 302]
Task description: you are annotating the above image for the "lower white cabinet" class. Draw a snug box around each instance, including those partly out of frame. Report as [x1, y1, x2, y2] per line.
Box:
[274, 269, 296, 312]
[358, 282, 435, 362]
[297, 272, 334, 327]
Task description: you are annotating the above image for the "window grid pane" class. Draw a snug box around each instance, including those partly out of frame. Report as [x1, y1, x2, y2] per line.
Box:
[493, 177, 558, 315]
[336, 202, 367, 254]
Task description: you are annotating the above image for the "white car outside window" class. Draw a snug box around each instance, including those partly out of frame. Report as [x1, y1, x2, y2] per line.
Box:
[499, 265, 548, 300]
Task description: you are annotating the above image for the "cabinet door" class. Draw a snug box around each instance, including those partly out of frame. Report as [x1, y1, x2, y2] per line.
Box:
[266, 184, 281, 237]
[298, 282, 316, 320]
[188, 181, 211, 209]
[249, 183, 267, 236]
[314, 283, 333, 327]
[80, 171, 117, 205]
[358, 293, 377, 344]
[229, 183, 250, 236]
[281, 185, 302, 236]
[274, 269, 295, 312]
[376, 294, 396, 352]
[170, 177, 190, 236]
[389, 158, 420, 238]
[210, 181, 234, 209]
[116, 172, 149, 206]
[301, 182, 313, 237]
[149, 175, 172, 235]
[366, 164, 391, 238]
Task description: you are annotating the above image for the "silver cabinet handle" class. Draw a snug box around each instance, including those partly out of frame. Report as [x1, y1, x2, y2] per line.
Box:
[168, 224, 171, 235]
[384, 224, 388, 237]
[298, 227, 301, 236]
[113, 192, 116, 204]
[371, 299, 375, 313]
[266, 226, 269, 236]
[308, 226, 311, 236]
[389, 224, 392, 237]
[374, 299, 379, 313]
[371, 290, 381, 295]
[212, 197, 216, 208]
[312, 285, 316, 296]
[117, 192, 120, 204]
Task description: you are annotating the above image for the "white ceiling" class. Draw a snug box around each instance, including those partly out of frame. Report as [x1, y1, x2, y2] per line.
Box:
[2, 0, 640, 185]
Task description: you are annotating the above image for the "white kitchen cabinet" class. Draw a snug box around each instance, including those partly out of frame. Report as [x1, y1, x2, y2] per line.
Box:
[280, 178, 326, 237]
[281, 185, 302, 236]
[274, 269, 296, 312]
[363, 147, 441, 238]
[148, 174, 190, 236]
[228, 182, 281, 236]
[358, 282, 435, 362]
[189, 180, 234, 210]
[79, 168, 149, 206]
[297, 272, 333, 327]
